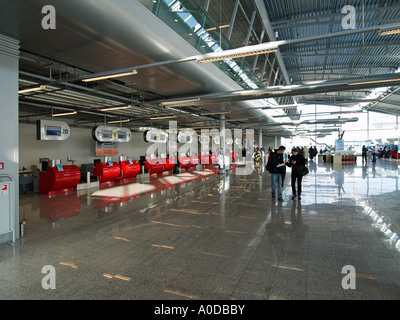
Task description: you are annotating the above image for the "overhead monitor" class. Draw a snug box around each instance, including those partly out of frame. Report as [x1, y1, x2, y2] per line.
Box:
[37, 120, 70, 141]
[92, 126, 131, 142]
[143, 129, 168, 143]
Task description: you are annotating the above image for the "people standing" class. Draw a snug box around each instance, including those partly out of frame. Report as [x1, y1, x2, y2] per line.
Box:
[309, 146, 317, 162]
[268, 146, 286, 201]
[286, 147, 306, 200]
[372, 147, 377, 163]
[303, 146, 309, 162]
[362, 145, 368, 164]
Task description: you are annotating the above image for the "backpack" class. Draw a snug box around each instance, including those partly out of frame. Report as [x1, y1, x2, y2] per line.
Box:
[265, 161, 271, 173]
[265, 153, 275, 173]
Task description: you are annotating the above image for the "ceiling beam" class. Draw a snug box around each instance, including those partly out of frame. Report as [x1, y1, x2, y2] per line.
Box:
[152, 73, 400, 107]
[270, 5, 400, 28]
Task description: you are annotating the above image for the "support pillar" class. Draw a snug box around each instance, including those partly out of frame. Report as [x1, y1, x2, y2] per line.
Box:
[0, 34, 20, 243]
[220, 114, 226, 173]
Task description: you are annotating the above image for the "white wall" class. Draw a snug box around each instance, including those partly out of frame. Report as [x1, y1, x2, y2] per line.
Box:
[19, 123, 151, 169]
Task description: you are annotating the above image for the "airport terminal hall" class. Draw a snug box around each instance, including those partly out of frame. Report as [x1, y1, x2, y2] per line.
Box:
[1, 0, 400, 304]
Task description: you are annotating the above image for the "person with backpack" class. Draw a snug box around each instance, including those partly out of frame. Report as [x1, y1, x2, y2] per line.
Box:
[266, 146, 286, 201]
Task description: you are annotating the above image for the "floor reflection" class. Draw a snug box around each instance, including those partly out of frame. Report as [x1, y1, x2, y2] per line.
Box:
[11, 159, 400, 299]
[19, 159, 400, 235]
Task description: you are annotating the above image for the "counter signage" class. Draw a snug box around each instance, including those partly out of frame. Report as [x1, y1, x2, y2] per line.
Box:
[95, 142, 118, 156]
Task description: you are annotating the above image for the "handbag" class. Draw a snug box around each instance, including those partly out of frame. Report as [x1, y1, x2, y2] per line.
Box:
[296, 165, 309, 177]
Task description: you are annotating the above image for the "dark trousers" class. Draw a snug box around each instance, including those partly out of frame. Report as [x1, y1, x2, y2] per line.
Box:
[291, 174, 303, 196]
[362, 154, 367, 162]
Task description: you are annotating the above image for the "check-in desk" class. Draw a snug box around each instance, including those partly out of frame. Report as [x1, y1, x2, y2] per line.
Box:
[39, 164, 81, 195]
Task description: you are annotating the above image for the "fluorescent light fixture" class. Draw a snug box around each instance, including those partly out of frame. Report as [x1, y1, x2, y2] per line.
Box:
[197, 49, 276, 63]
[200, 111, 231, 116]
[348, 78, 400, 86]
[240, 89, 291, 96]
[82, 70, 138, 82]
[18, 85, 47, 94]
[108, 119, 131, 124]
[53, 111, 77, 117]
[100, 105, 132, 112]
[161, 98, 200, 106]
[196, 42, 278, 63]
[262, 104, 300, 110]
[378, 28, 400, 36]
[206, 24, 230, 32]
[150, 115, 177, 120]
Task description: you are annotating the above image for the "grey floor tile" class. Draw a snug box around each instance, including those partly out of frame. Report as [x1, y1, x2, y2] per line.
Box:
[2, 160, 400, 301]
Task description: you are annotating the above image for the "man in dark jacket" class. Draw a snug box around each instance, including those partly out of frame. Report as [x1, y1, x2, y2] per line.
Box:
[362, 145, 368, 164]
[286, 147, 306, 200]
[268, 146, 286, 200]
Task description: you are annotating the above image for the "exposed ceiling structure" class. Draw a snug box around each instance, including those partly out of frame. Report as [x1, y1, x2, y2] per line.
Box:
[263, 0, 400, 117]
[1, 0, 399, 140]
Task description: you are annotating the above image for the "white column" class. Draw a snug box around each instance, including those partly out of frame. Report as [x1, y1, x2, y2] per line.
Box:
[220, 114, 226, 173]
[0, 34, 20, 243]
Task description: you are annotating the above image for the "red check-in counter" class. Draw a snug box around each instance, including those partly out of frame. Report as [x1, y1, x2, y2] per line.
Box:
[179, 156, 192, 169]
[163, 158, 176, 172]
[39, 165, 81, 195]
[190, 155, 200, 166]
[119, 160, 141, 179]
[145, 159, 164, 175]
[200, 154, 217, 167]
[199, 154, 208, 164]
[93, 161, 121, 184]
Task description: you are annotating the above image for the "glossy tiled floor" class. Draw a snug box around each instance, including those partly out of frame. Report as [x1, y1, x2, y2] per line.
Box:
[1, 160, 400, 300]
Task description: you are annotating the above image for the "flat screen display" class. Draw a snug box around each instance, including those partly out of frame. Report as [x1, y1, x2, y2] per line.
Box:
[103, 130, 113, 139]
[118, 132, 127, 139]
[46, 125, 62, 136]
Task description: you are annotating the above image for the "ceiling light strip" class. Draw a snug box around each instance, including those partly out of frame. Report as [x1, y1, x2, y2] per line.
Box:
[197, 49, 277, 63]
[18, 85, 47, 94]
[53, 111, 77, 117]
[161, 98, 200, 106]
[82, 70, 138, 82]
[378, 28, 400, 36]
[100, 105, 132, 112]
[348, 78, 400, 86]
[108, 119, 131, 124]
[150, 115, 177, 120]
[240, 89, 291, 96]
